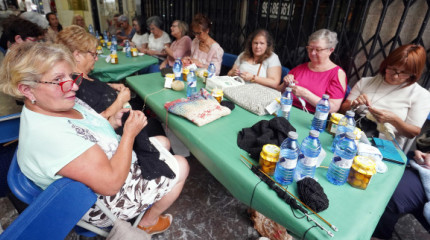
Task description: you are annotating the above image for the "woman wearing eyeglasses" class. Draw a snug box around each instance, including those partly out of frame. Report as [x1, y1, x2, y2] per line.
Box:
[143, 16, 171, 58]
[182, 13, 223, 75]
[227, 29, 281, 89]
[159, 20, 192, 69]
[0, 42, 189, 234]
[340, 44, 430, 149]
[277, 29, 347, 113]
[56, 25, 131, 119]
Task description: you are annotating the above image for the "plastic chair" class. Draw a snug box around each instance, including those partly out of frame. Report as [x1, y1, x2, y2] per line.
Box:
[4, 150, 145, 239]
[220, 53, 238, 75]
[281, 66, 290, 80]
[0, 113, 20, 144]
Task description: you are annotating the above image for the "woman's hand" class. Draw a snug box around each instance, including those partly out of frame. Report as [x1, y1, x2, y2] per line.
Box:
[160, 60, 167, 69]
[351, 94, 372, 108]
[414, 150, 430, 167]
[117, 87, 131, 104]
[181, 57, 192, 66]
[367, 107, 397, 124]
[129, 42, 136, 48]
[108, 108, 130, 129]
[191, 58, 203, 68]
[109, 83, 126, 92]
[282, 74, 297, 86]
[123, 110, 147, 138]
[290, 84, 309, 99]
[239, 71, 254, 82]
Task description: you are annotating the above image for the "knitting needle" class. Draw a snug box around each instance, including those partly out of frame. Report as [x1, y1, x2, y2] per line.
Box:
[240, 154, 338, 233]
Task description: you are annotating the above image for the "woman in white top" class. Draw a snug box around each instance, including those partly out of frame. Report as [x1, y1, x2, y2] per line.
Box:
[341, 44, 430, 148]
[130, 16, 148, 53]
[143, 16, 170, 59]
[227, 29, 281, 89]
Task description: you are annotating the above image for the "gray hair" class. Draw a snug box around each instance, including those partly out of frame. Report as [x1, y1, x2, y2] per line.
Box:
[174, 20, 188, 37]
[308, 29, 338, 49]
[20, 12, 49, 29]
[118, 15, 128, 23]
[146, 16, 163, 29]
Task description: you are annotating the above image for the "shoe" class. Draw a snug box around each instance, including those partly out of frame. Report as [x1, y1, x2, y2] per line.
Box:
[137, 214, 172, 235]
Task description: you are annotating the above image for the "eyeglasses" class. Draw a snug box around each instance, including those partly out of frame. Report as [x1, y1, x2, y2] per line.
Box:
[34, 73, 83, 93]
[386, 68, 412, 79]
[87, 51, 98, 59]
[306, 46, 329, 53]
[193, 31, 202, 36]
[171, 24, 178, 28]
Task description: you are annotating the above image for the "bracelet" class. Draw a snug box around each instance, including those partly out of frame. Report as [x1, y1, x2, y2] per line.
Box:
[251, 75, 256, 82]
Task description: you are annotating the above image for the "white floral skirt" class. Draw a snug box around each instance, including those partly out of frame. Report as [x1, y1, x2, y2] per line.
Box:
[81, 144, 179, 228]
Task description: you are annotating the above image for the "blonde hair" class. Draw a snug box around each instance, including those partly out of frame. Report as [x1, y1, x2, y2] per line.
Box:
[0, 42, 75, 99]
[71, 15, 85, 27]
[56, 25, 98, 53]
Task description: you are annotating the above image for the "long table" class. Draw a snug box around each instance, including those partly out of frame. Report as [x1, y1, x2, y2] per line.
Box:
[126, 73, 406, 240]
[92, 49, 158, 82]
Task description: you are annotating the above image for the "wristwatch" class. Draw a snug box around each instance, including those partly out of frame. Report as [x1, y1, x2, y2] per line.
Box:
[251, 75, 256, 83]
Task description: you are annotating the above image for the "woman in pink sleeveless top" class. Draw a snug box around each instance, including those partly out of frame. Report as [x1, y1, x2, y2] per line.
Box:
[277, 29, 347, 113]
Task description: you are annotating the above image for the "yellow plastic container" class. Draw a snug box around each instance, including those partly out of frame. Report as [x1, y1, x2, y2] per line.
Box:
[182, 68, 190, 81]
[347, 156, 376, 190]
[110, 53, 118, 64]
[327, 113, 344, 136]
[131, 48, 138, 57]
[212, 88, 223, 103]
[259, 144, 280, 175]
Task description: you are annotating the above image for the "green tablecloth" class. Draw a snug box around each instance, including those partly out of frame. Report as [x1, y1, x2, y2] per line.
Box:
[91, 49, 158, 82]
[126, 73, 406, 240]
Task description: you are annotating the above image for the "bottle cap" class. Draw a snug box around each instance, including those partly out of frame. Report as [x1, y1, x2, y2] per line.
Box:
[346, 110, 355, 117]
[285, 87, 292, 92]
[345, 131, 355, 140]
[322, 94, 330, 99]
[287, 131, 298, 140]
[309, 130, 320, 137]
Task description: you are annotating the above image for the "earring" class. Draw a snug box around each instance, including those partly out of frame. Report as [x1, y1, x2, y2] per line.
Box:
[31, 99, 36, 104]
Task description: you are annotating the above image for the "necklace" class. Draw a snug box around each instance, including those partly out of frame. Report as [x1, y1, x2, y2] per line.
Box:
[369, 75, 404, 105]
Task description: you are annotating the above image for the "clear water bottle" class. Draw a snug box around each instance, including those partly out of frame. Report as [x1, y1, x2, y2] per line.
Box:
[207, 62, 216, 83]
[103, 31, 109, 47]
[311, 94, 330, 132]
[274, 131, 300, 185]
[95, 30, 100, 40]
[327, 131, 357, 185]
[277, 87, 293, 120]
[295, 130, 321, 181]
[173, 58, 182, 80]
[125, 40, 131, 57]
[187, 70, 197, 97]
[331, 110, 356, 152]
[111, 35, 118, 51]
[88, 24, 94, 35]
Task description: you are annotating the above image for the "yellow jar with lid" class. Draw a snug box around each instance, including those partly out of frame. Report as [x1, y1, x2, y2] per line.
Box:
[110, 53, 118, 64]
[131, 47, 138, 57]
[347, 156, 376, 190]
[327, 113, 344, 136]
[100, 39, 105, 47]
[182, 68, 190, 81]
[259, 144, 280, 175]
[212, 88, 223, 103]
[96, 46, 103, 54]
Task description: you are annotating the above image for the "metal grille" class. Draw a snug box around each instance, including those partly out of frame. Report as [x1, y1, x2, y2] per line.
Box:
[142, 0, 430, 88]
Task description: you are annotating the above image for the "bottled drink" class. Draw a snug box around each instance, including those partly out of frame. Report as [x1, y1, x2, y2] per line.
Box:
[331, 110, 356, 152]
[95, 30, 100, 40]
[88, 24, 94, 35]
[186, 70, 197, 97]
[311, 94, 330, 132]
[125, 40, 131, 57]
[327, 131, 357, 185]
[274, 131, 300, 185]
[103, 31, 109, 47]
[173, 58, 182, 80]
[111, 35, 118, 51]
[277, 87, 293, 120]
[295, 130, 321, 180]
[207, 62, 216, 83]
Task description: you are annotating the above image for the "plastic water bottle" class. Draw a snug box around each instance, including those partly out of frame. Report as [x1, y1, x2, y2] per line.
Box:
[327, 131, 357, 185]
[187, 70, 197, 97]
[331, 110, 356, 152]
[207, 62, 216, 83]
[295, 130, 321, 180]
[103, 31, 109, 47]
[95, 30, 100, 40]
[125, 40, 131, 57]
[277, 87, 293, 120]
[274, 131, 300, 185]
[311, 94, 330, 132]
[173, 58, 182, 80]
[88, 24, 94, 35]
[111, 35, 118, 51]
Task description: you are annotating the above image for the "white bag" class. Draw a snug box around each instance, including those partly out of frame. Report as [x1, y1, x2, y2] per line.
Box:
[205, 76, 245, 91]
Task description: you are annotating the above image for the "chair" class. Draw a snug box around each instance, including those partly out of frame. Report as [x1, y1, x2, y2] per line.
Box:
[281, 66, 290, 80]
[0, 113, 20, 144]
[3, 150, 145, 239]
[220, 53, 238, 75]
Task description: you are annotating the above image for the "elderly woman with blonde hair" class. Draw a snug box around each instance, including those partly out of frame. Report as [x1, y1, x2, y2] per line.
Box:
[0, 42, 189, 234]
[72, 14, 88, 31]
[56, 25, 130, 119]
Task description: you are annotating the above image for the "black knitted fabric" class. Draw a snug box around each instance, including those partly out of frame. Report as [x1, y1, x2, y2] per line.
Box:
[220, 100, 235, 110]
[237, 117, 296, 159]
[119, 112, 176, 180]
[297, 177, 329, 213]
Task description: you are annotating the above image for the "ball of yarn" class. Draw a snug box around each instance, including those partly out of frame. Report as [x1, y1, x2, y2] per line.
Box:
[171, 80, 185, 91]
[297, 177, 329, 213]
